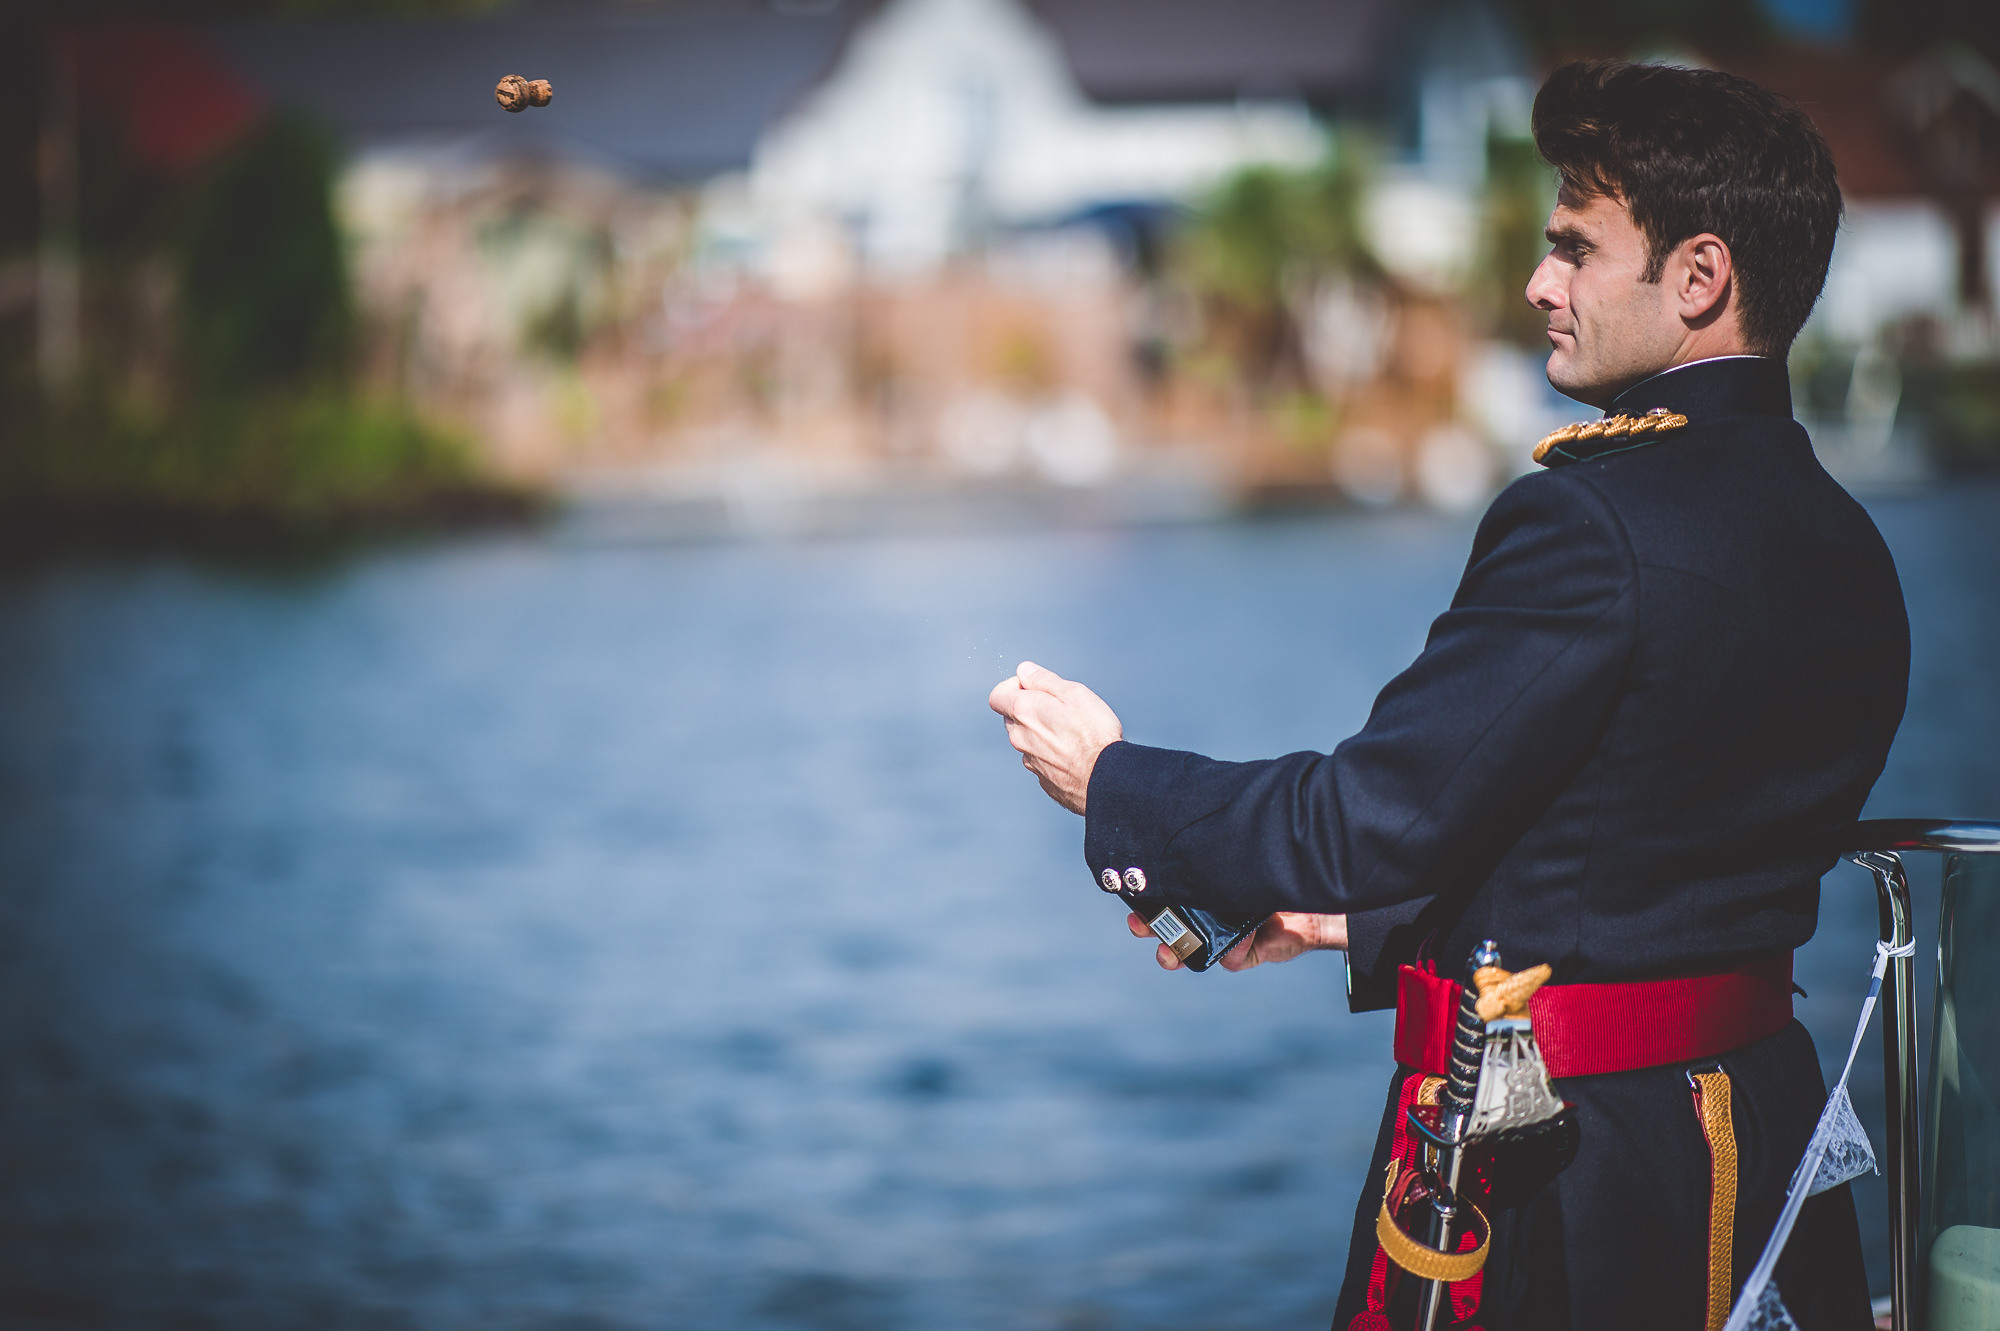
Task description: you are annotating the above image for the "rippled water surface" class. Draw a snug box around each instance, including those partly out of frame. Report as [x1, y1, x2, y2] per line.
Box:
[1, 487, 1996, 1329]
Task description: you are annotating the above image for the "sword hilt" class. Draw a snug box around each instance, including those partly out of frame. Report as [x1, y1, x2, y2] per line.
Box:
[1417, 940, 1501, 1331]
[1442, 939, 1501, 1111]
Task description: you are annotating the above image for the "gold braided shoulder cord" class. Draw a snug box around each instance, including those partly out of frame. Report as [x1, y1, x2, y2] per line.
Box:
[1376, 1159, 1493, 1284]
[1533, 407, 1691, 465]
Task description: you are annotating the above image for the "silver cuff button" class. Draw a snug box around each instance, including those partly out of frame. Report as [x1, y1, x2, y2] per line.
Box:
[1123, 867, 1147, 893]
[1099, 868, 1123, 893]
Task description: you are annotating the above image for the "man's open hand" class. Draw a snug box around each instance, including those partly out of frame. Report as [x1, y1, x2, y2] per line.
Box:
[988, 661, 1123, 815]
[1128, 911, 1348, 972]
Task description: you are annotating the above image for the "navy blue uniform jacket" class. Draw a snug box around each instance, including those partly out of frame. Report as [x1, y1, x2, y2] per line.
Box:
[1084, 356, 1909, 1006]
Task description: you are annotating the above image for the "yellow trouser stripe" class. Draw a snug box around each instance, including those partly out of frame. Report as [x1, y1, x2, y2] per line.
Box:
[1692, 1070, 1739, 1331]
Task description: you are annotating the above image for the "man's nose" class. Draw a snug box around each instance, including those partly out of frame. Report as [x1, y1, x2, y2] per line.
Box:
[1524, 253, 1563, 311]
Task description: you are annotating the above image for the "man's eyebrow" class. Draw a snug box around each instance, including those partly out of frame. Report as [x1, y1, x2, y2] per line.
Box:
[1545, 223, 1592, 250]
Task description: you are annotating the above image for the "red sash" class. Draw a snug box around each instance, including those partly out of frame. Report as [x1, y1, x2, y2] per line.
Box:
[1393, 953, 1795, 1080]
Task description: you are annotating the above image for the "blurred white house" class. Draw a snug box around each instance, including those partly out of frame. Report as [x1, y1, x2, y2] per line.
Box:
[745, 0, 1323, 276]
[201, 0, 1998, 506]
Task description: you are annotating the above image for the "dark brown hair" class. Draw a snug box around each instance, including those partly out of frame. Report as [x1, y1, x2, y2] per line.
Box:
[1532, 60, 1843, 356]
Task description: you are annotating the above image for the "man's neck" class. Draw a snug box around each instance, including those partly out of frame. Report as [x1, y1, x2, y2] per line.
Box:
[1638, 353, 1767, 386]
[1588, 343, 1764, 411]
[1583, 317, 1758, 410]
[1670, 321, 1754, 370]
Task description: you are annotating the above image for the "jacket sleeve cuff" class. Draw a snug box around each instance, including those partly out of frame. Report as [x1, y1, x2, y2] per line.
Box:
[1341, 896, 1434, 1013]
[1084, 739, 1159, 883]
[1082, 739, 1213, 893]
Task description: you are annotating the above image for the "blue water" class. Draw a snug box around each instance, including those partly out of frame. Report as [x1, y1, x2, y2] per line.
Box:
[0, 486, 1995, 1329]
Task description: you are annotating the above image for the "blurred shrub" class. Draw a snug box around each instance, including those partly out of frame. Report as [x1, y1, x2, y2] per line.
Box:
[175, 111, 351, 389]
[0, 390, 527, 530]
[1901, 360, 2000, 471]
[522, 288, 587, 362]
[1473, 129, 1557, 347]
[477, 209, 615, 364]
[1788, 336, 1857, 418]
[1173, 136, 1379, 392]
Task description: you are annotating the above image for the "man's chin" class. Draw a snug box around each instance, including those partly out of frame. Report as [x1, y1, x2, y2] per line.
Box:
[1543, 353, 1587, 403]
[1544, 353, 1616, 411]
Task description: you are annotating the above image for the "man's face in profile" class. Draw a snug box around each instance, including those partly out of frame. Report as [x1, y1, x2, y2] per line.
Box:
[1526, 190, 1687, 408]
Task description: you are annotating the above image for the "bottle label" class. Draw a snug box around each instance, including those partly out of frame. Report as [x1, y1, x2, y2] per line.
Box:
[1148, 909, 1189, 947]
[1148, 908, 1203, 960]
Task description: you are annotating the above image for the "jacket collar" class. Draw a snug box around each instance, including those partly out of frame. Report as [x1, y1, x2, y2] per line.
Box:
[1537, 356, 1793, 469]
[1607, 355, 1793, 422]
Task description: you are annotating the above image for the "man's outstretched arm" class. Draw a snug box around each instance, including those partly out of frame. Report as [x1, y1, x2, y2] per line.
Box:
[992, 468, 1637, 927]
[990, 665, 1351, 974]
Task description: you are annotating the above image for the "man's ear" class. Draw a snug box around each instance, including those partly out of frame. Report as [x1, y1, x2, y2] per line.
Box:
[1675, 233, 1734, 324]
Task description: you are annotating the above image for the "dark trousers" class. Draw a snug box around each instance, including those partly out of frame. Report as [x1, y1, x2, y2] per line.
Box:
[1330, 1021, 1875, 1331]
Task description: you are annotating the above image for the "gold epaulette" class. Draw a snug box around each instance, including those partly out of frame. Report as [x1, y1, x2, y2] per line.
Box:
[1532, 406, 1690, 465]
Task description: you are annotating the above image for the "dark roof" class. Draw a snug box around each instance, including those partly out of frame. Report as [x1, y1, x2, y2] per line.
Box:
[1023, 0, 1399, 106]
[207, 0, 868, 180]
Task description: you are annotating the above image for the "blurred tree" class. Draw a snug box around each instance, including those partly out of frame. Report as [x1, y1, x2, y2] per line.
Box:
[1174, 137, 1379, 393]
[0, 0, 528, 536]
[1184, 168, 1297, 316]
[3, 0, 500, 388]
[1880, 43, 2000, 314]
[174, 112, 351, 388]
[1474, 128, 1558, 347]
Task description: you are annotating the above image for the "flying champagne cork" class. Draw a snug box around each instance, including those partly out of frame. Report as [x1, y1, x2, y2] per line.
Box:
[495, 75, 553, 113]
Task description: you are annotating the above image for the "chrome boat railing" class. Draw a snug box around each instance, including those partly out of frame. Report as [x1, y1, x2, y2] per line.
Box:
[1843, 819, 2000, 1331]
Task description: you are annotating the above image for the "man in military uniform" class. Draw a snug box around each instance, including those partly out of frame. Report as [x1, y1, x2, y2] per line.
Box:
[989, 61, 1907, 1331]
